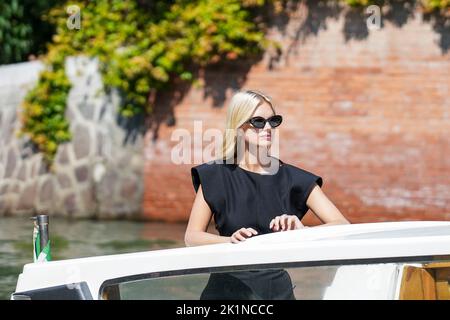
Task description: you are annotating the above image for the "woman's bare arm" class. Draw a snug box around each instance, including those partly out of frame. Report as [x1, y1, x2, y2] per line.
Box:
[184, 185, 231, 246]
[306, 184, 350, 227]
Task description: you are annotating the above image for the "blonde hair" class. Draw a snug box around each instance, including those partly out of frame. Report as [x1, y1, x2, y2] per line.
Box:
[220, 89, 275, 162]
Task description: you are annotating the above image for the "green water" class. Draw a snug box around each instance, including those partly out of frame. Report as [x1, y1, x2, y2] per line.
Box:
[0, 217, 187, 300]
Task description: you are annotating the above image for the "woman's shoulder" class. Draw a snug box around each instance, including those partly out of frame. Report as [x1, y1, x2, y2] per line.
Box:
[281, 161, 323, 187]
[191, 159, 235, 186]
[191, 159, 229, 172]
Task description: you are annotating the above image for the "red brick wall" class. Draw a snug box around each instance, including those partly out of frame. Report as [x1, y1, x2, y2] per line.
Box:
[143, 7, 450, 224]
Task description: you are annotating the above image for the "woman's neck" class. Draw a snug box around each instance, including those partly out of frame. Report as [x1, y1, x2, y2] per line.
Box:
[237, 148, 275, 173]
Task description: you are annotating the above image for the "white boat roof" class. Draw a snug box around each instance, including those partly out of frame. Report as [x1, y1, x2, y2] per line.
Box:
[14, 221, 450, 299]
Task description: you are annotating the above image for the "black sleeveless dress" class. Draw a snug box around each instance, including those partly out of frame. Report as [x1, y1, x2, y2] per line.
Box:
[191, 157, 323, 300]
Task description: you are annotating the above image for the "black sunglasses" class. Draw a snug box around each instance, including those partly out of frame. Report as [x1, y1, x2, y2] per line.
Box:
[246, 115, 283, 129]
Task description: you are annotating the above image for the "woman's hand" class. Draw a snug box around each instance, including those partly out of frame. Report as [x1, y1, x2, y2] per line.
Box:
[270, 214, 305, 232]
[230, 227, 258, 244]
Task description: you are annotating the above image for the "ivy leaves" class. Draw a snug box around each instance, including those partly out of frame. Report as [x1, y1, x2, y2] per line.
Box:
[21, 0, 270, 162]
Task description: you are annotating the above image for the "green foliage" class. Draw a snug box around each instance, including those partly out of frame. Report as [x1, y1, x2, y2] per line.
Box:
[344, 0, 377, 6]
[0, 0, 61, 64]
[21, 0, 274, 162]
[422, 0, 450, 10]
[343, 0, 450, 9]
[21, 67, 72, 162]
[0, 0, 31, 63]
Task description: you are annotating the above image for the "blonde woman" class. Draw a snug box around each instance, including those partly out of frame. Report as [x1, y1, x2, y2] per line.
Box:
[185, 89, 349, 299]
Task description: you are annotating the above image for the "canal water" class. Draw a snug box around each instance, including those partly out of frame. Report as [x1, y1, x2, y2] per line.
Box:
[0, 217, 188, 300]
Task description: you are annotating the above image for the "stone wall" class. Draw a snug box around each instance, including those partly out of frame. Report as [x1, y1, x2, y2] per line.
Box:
[143, 5, 450, 223]
[0, 57, 144, 218]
